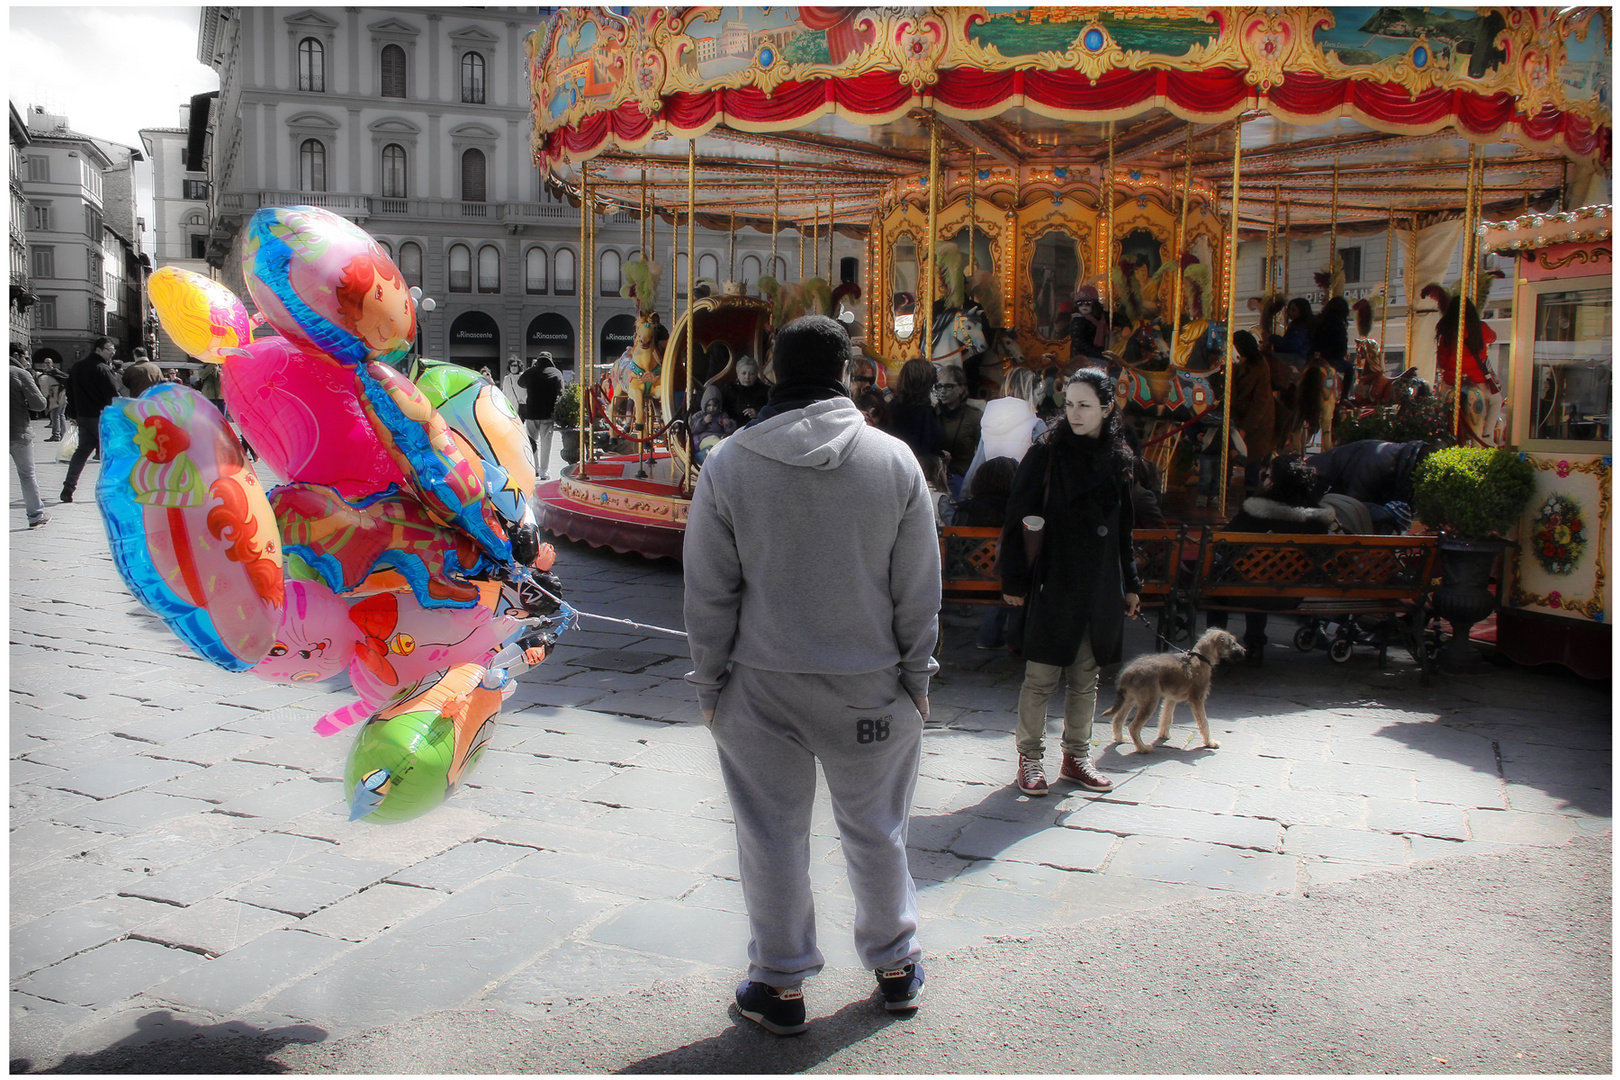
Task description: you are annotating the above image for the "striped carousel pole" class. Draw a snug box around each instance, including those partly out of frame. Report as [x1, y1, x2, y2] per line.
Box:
[1220, 120, 1242, 516]
[924, 117, 940, 358]
[1170, 123, 1193, 334]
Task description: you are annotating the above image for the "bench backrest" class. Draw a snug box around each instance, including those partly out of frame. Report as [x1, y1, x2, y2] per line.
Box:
[939, 525, 1186, 603]
[1192, 528, 1439, 601]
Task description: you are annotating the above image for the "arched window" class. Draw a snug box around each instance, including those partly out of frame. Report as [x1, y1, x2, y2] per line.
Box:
[741, 254, 761, 288]
[477, 245, 501, 293]
[525, 248, 548, 294]
[399, 241, 423, 286]
[299, 139, 327, 192]
[448, 243, 471, 293]
[771, 256, 788, 280]
[460, 148, 486, 203]
[698, 252, 719, 284]
[675, 252, 689, 288]
[380, 44, 407, 98]
[376, 239, 393, 258]
[381, 144, 407, 198]
[554, 248, 576, 296]
[599, 249, 621, 295]
[461, 51, 486, 104]
[298, 37, 325, 92]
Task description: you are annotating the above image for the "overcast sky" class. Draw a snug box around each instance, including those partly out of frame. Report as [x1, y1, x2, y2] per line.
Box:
[10, 6, 218, 147]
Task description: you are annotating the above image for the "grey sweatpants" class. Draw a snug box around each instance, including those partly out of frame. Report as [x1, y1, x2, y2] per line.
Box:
[711, 662, 924, 988]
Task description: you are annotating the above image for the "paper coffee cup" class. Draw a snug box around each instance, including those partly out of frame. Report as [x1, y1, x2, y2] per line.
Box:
[1022, 515, 1045, 533]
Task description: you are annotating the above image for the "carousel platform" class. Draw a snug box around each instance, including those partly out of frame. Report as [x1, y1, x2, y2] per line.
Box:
[534, 452, 689, 562]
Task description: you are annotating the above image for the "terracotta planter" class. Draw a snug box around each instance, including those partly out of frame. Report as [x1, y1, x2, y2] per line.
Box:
[1435, 538, 1505, 671]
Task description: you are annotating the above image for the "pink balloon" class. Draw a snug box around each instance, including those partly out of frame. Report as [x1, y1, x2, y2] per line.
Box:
[221, 338, 406, 500]
[252, 579, 521, 736]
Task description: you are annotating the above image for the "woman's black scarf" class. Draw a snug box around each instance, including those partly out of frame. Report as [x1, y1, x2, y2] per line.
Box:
[1050, 423, 1130, 507]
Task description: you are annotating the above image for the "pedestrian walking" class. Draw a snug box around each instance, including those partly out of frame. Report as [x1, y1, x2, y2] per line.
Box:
[120, 347, 164, 397]
[500, 354, 527, 419]
[999, 367, 1141, 796]
[59, 336, 121, 504]
[10, 348, 50, 527]
[684, 314, 940, 1036]
[33, 353, 68, 441]
[519, 352, 564, 481]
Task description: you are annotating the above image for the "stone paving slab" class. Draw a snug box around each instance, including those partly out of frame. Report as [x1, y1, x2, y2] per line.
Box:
[7, 469, 1611, 1065]
[145, 929, 353, 1016]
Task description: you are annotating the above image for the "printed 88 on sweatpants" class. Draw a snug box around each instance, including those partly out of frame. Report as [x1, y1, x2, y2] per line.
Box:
[710, 662, 924, 989]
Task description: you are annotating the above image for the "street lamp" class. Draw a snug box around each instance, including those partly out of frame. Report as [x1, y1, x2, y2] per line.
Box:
[409, 286, 437, 373]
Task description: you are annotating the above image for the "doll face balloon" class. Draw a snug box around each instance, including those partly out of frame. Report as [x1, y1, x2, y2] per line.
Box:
[220, 337, 406, 501]
[253, 578, 359, 685]
[242, 205, 415, 367]
[148, 266, 254, 364]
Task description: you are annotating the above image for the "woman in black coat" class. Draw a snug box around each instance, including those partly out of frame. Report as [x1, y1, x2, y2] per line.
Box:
[999, 367, 1141, 797]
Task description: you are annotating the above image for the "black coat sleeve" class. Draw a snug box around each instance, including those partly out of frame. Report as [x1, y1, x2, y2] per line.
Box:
[997, 445, 1050, 598]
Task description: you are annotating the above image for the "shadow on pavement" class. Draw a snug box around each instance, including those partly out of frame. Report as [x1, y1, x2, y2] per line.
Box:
[615, 995, 912, 1073]
[12, 1011, 327, 1074]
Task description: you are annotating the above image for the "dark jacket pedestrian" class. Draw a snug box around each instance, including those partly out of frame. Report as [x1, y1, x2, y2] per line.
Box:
[1307, 439, 1437, 532]
[999, 368, 1141, 797]
[60, 337, 121, 502]
[884, 358, 945, 459]
[518, 361, 565, 423]
[121, 358, 165, 398]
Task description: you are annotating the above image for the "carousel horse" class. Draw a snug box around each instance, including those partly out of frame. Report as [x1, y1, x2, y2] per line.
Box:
[608, 258, 665, 431]
[607, 310, 662, 430]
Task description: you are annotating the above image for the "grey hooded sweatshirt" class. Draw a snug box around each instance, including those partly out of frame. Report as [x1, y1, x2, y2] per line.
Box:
[683, 397, 941, 711]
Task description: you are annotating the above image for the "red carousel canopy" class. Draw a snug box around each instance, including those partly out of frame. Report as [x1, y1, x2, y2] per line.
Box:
[526, 7, 1611, 229]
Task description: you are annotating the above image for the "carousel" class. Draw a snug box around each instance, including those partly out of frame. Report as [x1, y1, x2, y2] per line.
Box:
[525, 6, 1610, 563]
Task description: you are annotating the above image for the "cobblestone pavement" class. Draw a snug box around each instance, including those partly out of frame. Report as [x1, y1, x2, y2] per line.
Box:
[9, 423, 1612, 1068]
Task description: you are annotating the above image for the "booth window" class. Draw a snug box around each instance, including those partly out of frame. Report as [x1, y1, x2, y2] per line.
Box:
[1529, 286, 1613, 443]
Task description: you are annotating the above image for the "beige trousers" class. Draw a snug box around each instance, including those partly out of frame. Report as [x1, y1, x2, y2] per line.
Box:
[1014, 630, 1099, 760]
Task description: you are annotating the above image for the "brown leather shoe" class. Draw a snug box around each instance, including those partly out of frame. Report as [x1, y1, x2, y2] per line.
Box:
[1059, 753, 1113, 792]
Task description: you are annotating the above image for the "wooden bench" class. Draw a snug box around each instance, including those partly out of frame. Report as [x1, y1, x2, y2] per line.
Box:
[1171, 527, 1441, 681]
[939, 526, 1189, 648]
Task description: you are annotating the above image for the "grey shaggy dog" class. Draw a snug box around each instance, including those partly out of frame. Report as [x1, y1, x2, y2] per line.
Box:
[1103, 628, 1246, 753]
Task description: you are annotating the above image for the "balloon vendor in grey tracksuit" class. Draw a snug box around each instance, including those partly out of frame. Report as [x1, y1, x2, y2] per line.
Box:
[683, 315, 941, 1036]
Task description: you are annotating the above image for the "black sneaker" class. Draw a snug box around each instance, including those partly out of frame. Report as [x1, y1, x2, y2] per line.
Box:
[58, 489, 72, 503]
[875, 961, 925, 1011]
[735, 980, 808, 1036]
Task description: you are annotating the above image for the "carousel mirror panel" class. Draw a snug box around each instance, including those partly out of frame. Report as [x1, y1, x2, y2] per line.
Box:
[1530, 285, 1613, 443]
[891, 235, 919, 340]
[1028, 228, 1084, 342]
[945, 227, 996, 284]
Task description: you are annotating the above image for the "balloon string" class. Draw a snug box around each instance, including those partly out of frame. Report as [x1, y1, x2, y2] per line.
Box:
[557, 600, 688, 640]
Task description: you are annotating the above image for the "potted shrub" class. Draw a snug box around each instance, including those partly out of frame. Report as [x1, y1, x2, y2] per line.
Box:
[1411, 446, 1535, 670]
[554, 381, 583, 466]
